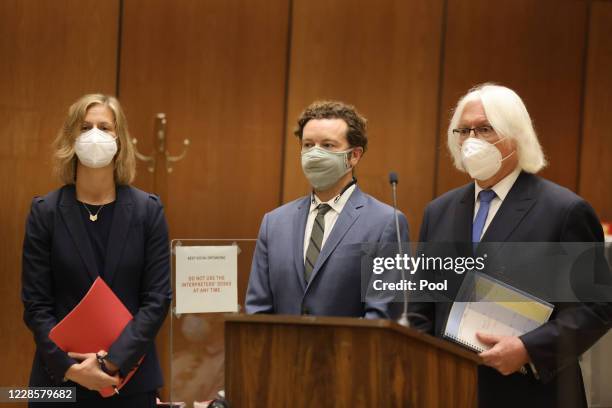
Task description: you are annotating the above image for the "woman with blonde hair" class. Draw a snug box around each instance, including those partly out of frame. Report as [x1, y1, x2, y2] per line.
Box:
[22, 94, 171, 407]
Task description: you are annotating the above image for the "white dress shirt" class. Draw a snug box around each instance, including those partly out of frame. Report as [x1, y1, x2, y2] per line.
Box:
[473, 167, 522, 240]
[474, 167, 540, 376]
[303, 184, 356, 261]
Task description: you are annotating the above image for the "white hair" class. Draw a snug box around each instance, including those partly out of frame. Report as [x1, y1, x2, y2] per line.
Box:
[447, 83, 547, 173]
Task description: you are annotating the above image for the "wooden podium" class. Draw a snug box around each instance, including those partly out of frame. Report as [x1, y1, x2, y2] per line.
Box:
[225, 314, 480, 407]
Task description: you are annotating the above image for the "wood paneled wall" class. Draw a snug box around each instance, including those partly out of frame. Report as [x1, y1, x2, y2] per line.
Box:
[1, 0, 610, 402]
[580, 1, 612, 221]
[282, 0, 444, 240]
[120, 0, 290, 239]
[118, 0, 290, 400]
[0, 2, 119, 404]
[436, 0, 589, 197]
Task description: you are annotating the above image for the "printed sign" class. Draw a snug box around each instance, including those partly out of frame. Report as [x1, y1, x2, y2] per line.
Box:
[175, 245, 238, 314]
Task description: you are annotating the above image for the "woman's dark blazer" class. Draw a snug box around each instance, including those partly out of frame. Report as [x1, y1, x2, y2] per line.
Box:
[22, 184, 172, 398]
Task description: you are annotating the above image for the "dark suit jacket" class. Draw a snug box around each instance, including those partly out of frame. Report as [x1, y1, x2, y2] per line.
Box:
[22, 185, 172, 399]
[246, 186, 409, 319]
[413, 171, 610, 408]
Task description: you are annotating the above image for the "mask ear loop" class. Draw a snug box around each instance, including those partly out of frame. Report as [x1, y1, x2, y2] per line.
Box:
[335, 148, 359, 204]
[341, 149, 356, 194]
[344, 148, 354, 169]
[500, 149, 516, 162]
[491, 136, 516, 162]
[491, 136, 506, 146]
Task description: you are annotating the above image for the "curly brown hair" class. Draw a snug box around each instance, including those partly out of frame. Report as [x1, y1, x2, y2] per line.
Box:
[294, 100, 368, 152]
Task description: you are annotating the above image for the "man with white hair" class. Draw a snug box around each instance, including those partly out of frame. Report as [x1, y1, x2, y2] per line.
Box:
[413, 84, 610, 407]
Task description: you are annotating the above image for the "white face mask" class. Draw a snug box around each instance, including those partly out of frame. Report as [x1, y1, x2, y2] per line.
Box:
[460, 137, 514, 180]
[75, 127, 118, 168]
[301, 146, 353, 191]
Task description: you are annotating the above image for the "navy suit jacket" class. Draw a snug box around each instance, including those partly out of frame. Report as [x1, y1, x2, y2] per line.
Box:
[412, 171, 611, 407]
[22, 185, 171, 398]
[245, 186, 409, 319]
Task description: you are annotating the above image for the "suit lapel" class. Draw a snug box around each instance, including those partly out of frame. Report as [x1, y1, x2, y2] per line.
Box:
[481, 171, 536, 244]
[59, 185, 98, 282]
[293, 196, 311, 292]
[103, 185, 133, 285]
[305, 187, 365, 291]
[454, 183, 475, 257]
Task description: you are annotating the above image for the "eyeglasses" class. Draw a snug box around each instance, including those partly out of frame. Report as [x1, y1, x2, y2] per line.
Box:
[452, 125, 497, 141]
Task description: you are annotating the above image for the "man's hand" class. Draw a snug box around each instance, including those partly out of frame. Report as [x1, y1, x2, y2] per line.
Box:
[65, 351, 120, 391]
[477, 332, 530, 375]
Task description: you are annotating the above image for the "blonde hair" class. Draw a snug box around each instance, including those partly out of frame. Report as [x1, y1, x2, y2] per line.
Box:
[447, 83, 547, 173]
[53, 94, 136, 185]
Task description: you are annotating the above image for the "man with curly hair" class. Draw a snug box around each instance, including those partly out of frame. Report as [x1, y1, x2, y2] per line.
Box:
[246, 100, 409, 318]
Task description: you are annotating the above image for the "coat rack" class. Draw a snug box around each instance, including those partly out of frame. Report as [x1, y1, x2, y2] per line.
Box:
[132, 113, 190, 173]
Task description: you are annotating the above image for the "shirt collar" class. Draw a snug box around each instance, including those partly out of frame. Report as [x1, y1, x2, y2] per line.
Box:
[474, 167, 521, 202]
[310, 184, 357, 215]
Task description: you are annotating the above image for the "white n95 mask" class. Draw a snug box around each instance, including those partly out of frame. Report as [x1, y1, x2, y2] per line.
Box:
[301, 146, 353, 191]
[75, 127, 118, 168]
[460, 137, 513, 181]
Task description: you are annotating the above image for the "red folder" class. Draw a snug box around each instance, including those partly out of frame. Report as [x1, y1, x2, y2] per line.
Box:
[49, 277, 142, 397]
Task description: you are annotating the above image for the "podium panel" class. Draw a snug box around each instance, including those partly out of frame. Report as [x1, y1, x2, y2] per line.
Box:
[225, 314, 479, 407]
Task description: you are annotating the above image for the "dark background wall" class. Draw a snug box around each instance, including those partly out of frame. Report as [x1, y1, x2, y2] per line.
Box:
[2, 0, 610, 404]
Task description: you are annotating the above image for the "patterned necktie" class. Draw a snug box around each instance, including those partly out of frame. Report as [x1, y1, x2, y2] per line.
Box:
[472, 189, 496, 250]
[304, 203, 332, 282]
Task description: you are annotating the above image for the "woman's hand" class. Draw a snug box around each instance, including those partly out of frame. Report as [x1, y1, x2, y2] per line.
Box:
[65, 351, 120, 391]
[100, 354, 120, 374]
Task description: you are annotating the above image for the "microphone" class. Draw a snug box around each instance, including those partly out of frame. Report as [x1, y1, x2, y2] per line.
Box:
[388, 172, 410, 327]
[389, 172, 398, 185]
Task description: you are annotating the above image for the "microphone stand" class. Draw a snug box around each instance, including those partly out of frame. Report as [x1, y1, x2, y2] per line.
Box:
[389, 173, 410, 328]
